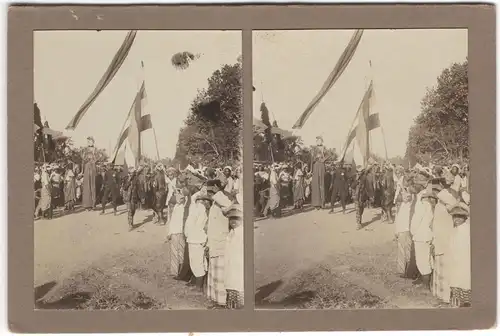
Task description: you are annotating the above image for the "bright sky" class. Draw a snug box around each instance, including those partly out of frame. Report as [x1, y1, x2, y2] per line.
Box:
[253, 29, 468, 158]
[35, 30, 241, 159]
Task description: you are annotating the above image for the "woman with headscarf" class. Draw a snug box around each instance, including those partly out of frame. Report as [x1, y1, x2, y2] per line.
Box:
[82, 136, 98, 210]
[448, 202, 471, 307]
[264, 164, 281, 218]
[293, 162, 305, 210]
[167, 190, 189, 278]
[450, 164, 462, 193]
[50, 165, 64, 209]
[64, 162, 77, 211]
[34, 164, 52, 219]
[184, 190, 211, 292]
[410, 187, 437, 290]
[224, 200, 244, 309]
[431, 171, 457, 303]
[395, 181, 418, 279]
[165, 167, 178, 222]
[310, 136, 326, 210]
[206, 179, 233, 308]
[279, 165, 292, 208]
[223, 166, 234, 194]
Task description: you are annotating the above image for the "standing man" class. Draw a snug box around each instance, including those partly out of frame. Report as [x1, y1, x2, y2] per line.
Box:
[153, 163, 167, 224]
[123, 167, 140, 231]
[354, 167, 370, 230]
[329, 161, 349, 214]
[101, 162, 120, 215]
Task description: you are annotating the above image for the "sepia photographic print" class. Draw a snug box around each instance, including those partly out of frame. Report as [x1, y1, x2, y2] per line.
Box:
[33, 30, 244, 310]
[253, 29, 470, 309]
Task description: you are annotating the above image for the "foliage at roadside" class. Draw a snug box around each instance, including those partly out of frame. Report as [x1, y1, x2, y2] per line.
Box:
[174, 59, 242, 168]
[406, 59, 468, 165]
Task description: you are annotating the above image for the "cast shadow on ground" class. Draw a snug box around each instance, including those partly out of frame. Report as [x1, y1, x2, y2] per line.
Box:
[132, 213, 155, 231]
[254, 205, 316, 223]
[256, 288, 316, 309]
[34, 281, 57, 301]
[35, 281, 91, 310]
[360, 213, 382, 229]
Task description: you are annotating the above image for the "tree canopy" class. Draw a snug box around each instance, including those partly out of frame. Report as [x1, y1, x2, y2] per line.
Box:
[405, 59, 468, 166]
[174, 60, 242, 168]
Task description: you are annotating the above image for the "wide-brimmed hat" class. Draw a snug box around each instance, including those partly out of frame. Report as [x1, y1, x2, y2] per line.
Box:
[87, 136, 94, 141]
[421, 190, 437, 200]
[223, 166, 232, 172]
[461, 190, 471, 205]
[449, 202, 469, 217]
[225, 204, 243, 220]
[316, 135, 324, 141]
[155, 163, 164, 171]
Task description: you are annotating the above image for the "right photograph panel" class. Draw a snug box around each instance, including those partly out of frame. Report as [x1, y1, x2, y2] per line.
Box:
[252, 29, 470, 309]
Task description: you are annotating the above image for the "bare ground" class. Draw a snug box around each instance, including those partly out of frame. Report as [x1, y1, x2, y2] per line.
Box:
[34, 205, 209, 310]
[254, 203, 444, 309]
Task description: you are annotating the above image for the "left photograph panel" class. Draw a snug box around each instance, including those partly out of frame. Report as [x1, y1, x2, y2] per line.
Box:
[33, 30, 244, 310]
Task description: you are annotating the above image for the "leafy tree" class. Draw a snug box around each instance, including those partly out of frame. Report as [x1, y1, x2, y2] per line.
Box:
[174, 60, 242, 168]
[406, 59, 468, 165]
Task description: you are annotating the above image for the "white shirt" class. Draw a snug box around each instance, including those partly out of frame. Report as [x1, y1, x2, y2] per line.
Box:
[410, 192, 434, 242]
[207, 191, 232, 257]
[168, 202, 186, 235]
[448, 220, 471, 290]
[184, 202, 208, 244]
[224, 176, 235, 194]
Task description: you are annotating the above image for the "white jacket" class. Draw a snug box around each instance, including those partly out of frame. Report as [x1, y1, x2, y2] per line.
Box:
[185, 202, 208, 244]
[410, 191, 434, 242]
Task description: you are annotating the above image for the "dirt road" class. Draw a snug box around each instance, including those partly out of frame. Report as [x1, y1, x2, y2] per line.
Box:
[254, 203, 442, 309]
[34, 205, 208, 310]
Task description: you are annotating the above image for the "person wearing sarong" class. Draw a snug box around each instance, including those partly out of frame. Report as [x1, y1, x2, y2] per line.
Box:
[34, 165, 52, 219]
[310, 136, 326, 209]
[185, 191, 210, 292]
[63, 164, 76, 211]
[411, 188, 436, 290]
[293, 163, 305, 209]
[167, 191, 188, 277]
[224, 201, 244, 309]
[279, 166, 292, 208]
[82, 137, 98, 210]
[263, 165, 280, 218]
[431, 172, 457, 303]
[49, 165, 63, 210]
[152, 163, 167, 224]
[206, 180, 233, 307]
[395, 187, 417, 278]
[165, 167, 178, 222]
[448, 202, 471, 307]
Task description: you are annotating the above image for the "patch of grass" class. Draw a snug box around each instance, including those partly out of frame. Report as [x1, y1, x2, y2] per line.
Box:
[262, 265, 389, 309]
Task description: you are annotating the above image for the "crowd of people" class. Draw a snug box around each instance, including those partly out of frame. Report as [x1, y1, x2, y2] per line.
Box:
[254, 135, 471, 308]
[34, 136, 244, 310]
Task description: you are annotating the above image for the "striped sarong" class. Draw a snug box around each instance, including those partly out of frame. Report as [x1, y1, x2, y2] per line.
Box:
[432, 254, 450, 303]
[169, 233, 185, 276]
[207, 256, 226, 306]
[450, 287, 471, 307]
[226, 289, 244, 309]
[397, 231, 412, 274]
